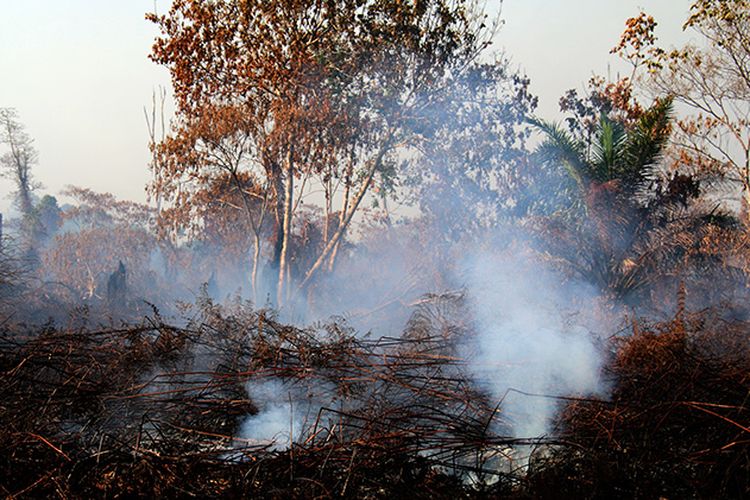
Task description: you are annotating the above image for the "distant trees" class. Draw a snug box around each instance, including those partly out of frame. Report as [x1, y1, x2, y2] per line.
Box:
[34, 195, 62, 245]
[147, 0, 533, 306]
[42, 188, 158, 302]
[0, 237, 27, 311]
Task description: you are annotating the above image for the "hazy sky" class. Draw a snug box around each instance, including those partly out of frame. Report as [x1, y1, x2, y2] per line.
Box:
[0, 1, 693, 213]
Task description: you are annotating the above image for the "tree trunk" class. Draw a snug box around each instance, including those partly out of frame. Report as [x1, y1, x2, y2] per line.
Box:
[300, 132, 393, 290]
[251, 231, 261, 303]
[277, 148, 294, 306]
[227, 167, 268, 304]
[323, 176, 331, 246]
[328, 156, 354, 272]
[268, 161, 285, 303]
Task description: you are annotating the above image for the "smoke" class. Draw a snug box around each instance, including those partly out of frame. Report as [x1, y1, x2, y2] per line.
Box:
[240, 377, 337, 450]
[240, 379, 300, 449]
[458, 247, 604, 438]
[234, 203, 609, 442]
[237, 238, 606, 449]
[305, 220, 445, 335]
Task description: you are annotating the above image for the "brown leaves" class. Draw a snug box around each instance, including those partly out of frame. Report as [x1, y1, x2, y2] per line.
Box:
[686, 0, 750, 29]
[40, 188, 158, 302]
[611, 11, 665, 72]
[146, 0, 531, 299]
[616, 3, 750, 216]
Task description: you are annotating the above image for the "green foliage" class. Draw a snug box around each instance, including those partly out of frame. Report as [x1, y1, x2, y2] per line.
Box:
[34, 195, 62, 243]
[526, 95, 739, 302]
[531, 96, 673, 203]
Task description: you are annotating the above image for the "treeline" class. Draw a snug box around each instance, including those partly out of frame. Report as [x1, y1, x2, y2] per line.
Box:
[1, 1, 749, 323]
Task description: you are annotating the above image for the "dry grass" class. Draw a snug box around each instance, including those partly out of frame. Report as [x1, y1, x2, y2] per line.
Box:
[527, 310, 750, 499]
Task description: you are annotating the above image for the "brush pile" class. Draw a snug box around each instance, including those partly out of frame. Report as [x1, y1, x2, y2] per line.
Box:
[1, 297, 748, 498]
[0, 296, 526, 498]
[528, 310, 750, 498]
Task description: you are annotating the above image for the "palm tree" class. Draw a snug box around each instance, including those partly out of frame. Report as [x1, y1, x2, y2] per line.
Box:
[527, 96, 725, 302]
[530, 96, 673, 212]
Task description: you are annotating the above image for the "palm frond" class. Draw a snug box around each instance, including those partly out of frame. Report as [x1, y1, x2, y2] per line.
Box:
[595, 115, 628, 181]
[625, 96, 674, 186]
[528, 117, 589, 189]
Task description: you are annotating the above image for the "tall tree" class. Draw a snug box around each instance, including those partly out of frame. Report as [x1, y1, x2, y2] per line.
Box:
[147, 0, 527, 306]
[0, 108, 42, 249]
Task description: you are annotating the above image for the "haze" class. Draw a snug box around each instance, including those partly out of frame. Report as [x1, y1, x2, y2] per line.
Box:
[0, 1, 691, 212]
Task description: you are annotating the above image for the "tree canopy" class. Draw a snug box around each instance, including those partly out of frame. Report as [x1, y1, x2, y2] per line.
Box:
[147, 0, 534, 305]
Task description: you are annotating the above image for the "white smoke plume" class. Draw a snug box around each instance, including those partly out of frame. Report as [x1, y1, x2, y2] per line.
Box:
[240, 379, 301, 450]
[240, 377, 338, 450]
[459, 248, 604, 439]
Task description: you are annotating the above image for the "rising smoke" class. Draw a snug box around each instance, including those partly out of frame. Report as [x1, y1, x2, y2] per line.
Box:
[458, 247, 605, 438]
[238, 231, 607, 447]
[241, 379, 300, 449]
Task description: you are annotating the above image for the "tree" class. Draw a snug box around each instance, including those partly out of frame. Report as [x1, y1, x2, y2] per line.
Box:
[529, 94, 725, 301]
[0, 236, 28, 311]
[41, 187, 159, 302]
[35, 195, 62, 244]
[158, 168, 275, 299]
[148, 0, 362, 305]
[404, 66, 536, 237]
[613, 4, 750, 217]
[147, 0, 527, 307]
[151, 110, 274, 300]
[0, 108, 42, 249]
[533, 96, 673, 203]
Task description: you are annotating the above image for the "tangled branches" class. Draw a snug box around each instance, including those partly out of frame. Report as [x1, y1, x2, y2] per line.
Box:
[1, 297, 748, 498]
[0, 296, 524, 498]
[530, 310, 750, 498]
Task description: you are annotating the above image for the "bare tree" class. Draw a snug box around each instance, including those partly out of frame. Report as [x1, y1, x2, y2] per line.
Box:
[614, 4, 750, 215]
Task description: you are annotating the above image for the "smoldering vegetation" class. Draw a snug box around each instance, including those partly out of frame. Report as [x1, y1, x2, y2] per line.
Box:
[2, 288, 749, 498]
[2, 199, 750, 499]
[2, 109, 749, 497]
[3, 0, 750, 498]
[2, 180, 750, 498]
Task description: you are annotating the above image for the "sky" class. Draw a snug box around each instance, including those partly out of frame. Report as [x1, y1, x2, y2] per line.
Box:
[0, 1, 694, 214]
